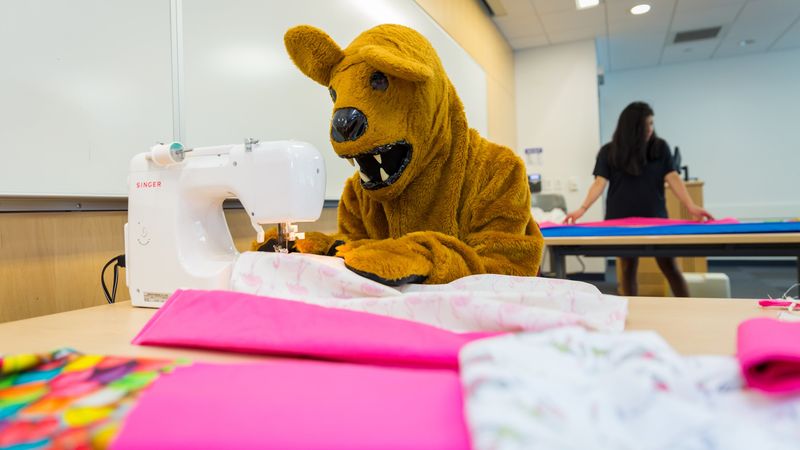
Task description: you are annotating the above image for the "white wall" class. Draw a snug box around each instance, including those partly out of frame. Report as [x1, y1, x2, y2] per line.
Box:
[600, 48, 800, 220]
[515, 39, 604, 273]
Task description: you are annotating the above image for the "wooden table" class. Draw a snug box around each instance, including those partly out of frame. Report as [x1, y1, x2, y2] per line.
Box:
[545, 233, 800, 283]
[0, 298, 777, 358]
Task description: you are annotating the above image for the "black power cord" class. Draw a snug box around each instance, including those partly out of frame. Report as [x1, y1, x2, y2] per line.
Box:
[101, 254, 126, 304]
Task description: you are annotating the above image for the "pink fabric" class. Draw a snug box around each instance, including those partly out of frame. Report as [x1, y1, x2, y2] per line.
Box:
[758, 299, 795, 308]
[737, 318, 800, 394]
[539, 217, 740, 229]
[111, 360, 470, 450]
[133, 289, 493, 369]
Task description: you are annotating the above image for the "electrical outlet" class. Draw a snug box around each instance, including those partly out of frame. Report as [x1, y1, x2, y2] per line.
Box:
[542, 179, 551, 191]
[568, 176, 579, 192]
[552, 179, 562, 192]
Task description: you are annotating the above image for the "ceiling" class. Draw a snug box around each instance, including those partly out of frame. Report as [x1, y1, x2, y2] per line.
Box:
[487, 0, 800, 71]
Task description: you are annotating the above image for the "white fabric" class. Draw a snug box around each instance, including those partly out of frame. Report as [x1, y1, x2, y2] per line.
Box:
[230, 252, 627, 333]
[460, 328, 800, 450]
[533, 206, 566, 223]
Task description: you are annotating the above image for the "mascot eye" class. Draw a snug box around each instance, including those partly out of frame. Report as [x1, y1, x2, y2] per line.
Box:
[370, 72, 388, 91]
[329, 87, 337, 102]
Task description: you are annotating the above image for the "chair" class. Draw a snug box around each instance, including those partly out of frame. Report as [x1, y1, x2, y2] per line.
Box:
[532, 193, 567, 213]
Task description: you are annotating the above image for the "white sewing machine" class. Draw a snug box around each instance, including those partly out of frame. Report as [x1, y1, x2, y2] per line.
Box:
[125, 139, 325, 308]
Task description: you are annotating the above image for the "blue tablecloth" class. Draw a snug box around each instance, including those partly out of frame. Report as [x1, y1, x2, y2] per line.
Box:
[540, 222, 800, 238]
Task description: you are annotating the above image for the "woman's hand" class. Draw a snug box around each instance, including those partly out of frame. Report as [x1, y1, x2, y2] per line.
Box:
[563, 207, 587, 224]
[687, 205, 715, 222]
[565, 177, 606, 225]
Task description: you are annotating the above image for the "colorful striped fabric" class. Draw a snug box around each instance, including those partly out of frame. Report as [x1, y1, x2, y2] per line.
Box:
[0, 349, 182, 449]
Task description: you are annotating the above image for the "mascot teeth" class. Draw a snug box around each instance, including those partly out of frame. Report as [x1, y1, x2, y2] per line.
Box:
[340, 140, 413, 190]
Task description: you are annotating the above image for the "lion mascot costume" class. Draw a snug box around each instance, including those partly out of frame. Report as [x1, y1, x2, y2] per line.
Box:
[255, 24, 543, 286]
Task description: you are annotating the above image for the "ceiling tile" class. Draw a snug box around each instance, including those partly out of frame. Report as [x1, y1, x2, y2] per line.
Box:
[772, 17, 800, 50]
[671, 3, 742, 32]
[532, 0, 581, 15]
[493, 0, 537, 16]
[605, 0, 676, 22]
[715, 0, 800, 57]
[539, 5, 606, 34]
[608, 17, 670, 35]
[494, 13, 545, 38]
[607, 30, 668, 70]
[660, 39, 718, 64]
[675, 0, 745, 13]
[606, 0, 676, 35]
[493, 0, 800, 71]
[548, 26, 604, 44]
[509, 34, 551, 49]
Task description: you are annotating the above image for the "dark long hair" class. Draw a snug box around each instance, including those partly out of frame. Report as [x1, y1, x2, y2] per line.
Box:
[609, 102, 658, 176]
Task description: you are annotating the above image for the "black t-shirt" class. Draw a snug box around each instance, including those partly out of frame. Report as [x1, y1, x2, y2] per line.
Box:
[593, 138, 675, 220]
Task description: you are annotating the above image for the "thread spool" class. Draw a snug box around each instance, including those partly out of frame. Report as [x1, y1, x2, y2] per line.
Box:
[149, 142, 191, 166]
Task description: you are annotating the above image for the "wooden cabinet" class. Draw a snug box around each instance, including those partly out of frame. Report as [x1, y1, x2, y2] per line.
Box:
[616, 181, 707, 296]
[0, 208, 339, 323]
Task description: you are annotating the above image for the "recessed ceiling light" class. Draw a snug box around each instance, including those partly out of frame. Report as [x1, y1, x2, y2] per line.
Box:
[630, 4, 651, 15]
[575, 0, 600, 10]
[739, 39, 756, 47]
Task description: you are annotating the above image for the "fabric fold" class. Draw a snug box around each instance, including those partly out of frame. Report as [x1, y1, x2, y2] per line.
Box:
[738, 317, 800, 394]
[133, 289, 492, 369]
[230, 252, 628, 333]
[460, 328, 800, 450]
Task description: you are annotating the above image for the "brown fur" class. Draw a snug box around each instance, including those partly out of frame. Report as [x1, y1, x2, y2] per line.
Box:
[261, 24, 544, 284]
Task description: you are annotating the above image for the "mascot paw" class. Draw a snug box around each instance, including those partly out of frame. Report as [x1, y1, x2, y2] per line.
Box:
[294, 232, 345, 256]
[337, 239, 431, 286]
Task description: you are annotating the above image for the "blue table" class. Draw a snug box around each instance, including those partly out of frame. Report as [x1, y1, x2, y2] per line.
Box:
[541, 222, 800, 283]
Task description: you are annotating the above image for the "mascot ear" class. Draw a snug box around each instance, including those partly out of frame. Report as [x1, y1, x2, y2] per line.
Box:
[284, 25, 344, 86]
[359, 45, 433, 82]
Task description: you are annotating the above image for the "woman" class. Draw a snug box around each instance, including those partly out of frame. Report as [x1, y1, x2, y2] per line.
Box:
[564, 102, 713, 297]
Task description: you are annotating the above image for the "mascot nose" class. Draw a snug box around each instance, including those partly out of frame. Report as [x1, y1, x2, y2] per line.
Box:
[331, 107, 368, 142]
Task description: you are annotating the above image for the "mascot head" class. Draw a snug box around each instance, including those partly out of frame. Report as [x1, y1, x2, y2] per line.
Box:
[284, 24, 464, 201]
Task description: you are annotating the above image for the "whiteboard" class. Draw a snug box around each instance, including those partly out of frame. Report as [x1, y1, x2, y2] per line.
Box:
[0, 0, 487, 199]
[0, 0, 175, 197]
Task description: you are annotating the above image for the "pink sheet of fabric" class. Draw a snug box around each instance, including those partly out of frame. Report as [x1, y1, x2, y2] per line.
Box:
[538, 217, 740, 229]
[132, 289, 493, 369]
[111, 360, 470, 450]
[737, 317, 800, 395]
